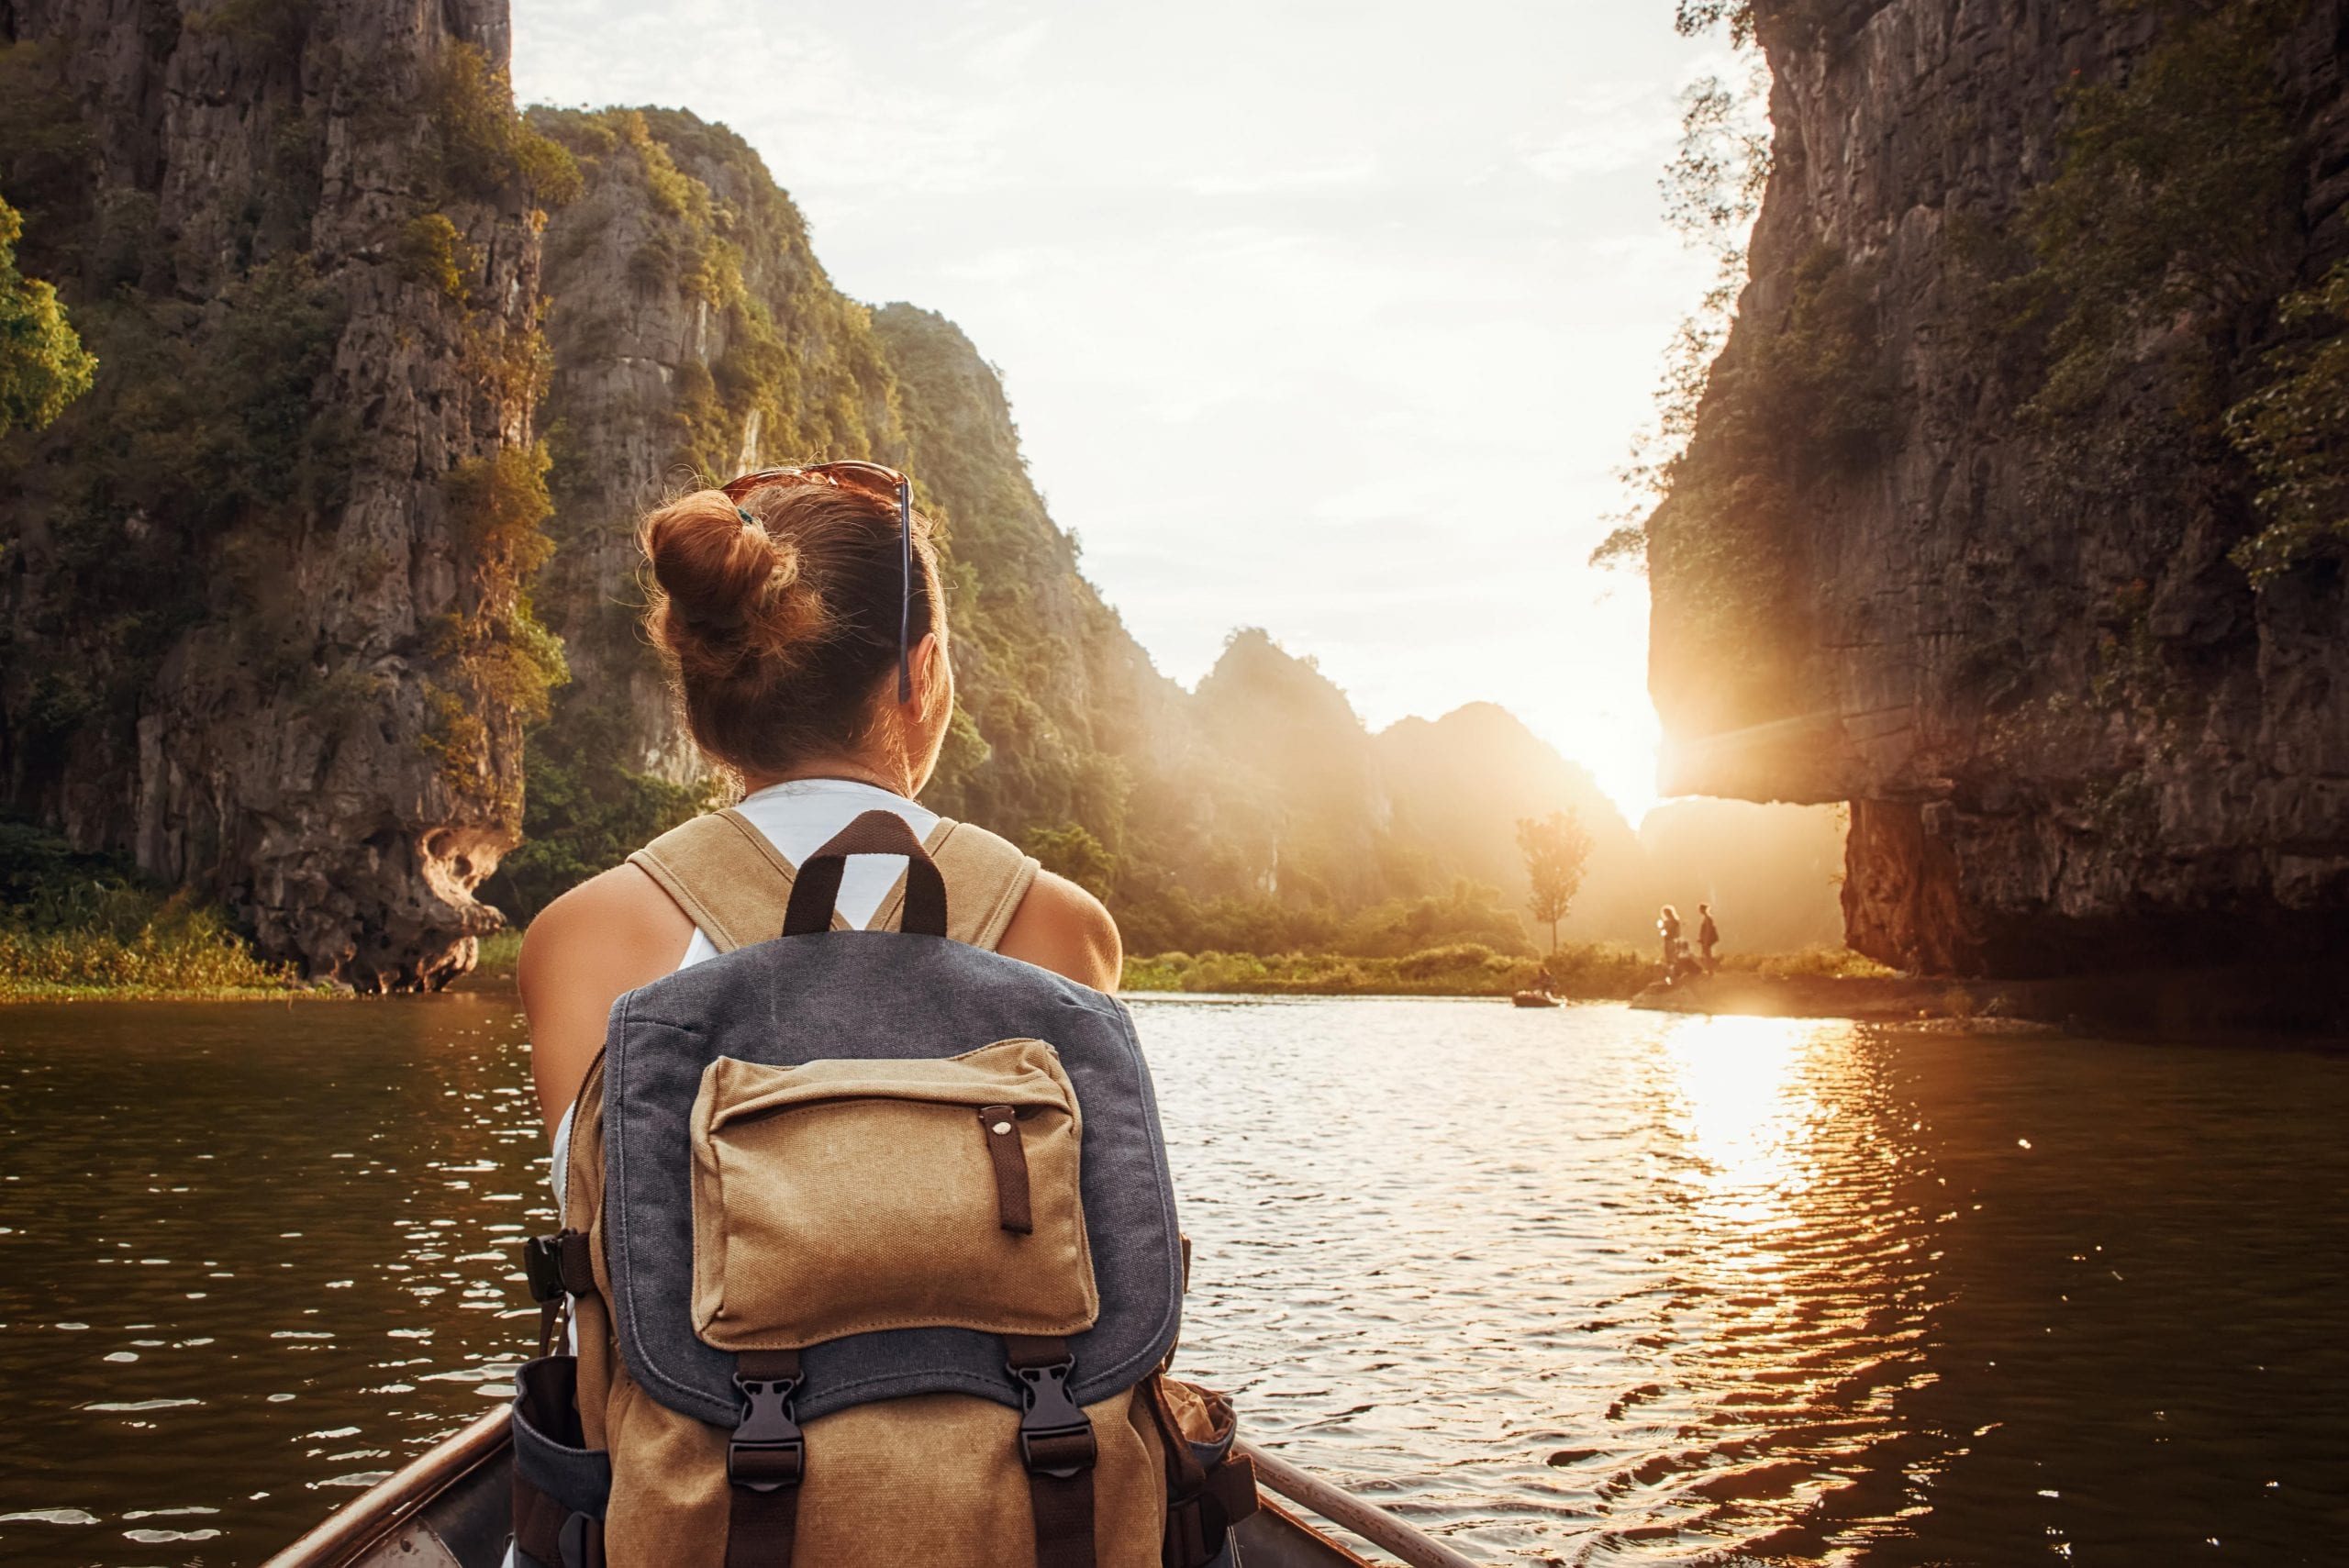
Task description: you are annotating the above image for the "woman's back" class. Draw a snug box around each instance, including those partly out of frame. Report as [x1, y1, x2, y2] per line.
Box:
[520, 464, 1119, 1134]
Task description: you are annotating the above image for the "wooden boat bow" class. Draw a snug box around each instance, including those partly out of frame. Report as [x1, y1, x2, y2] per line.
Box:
[262, 1410, 1488, 1568]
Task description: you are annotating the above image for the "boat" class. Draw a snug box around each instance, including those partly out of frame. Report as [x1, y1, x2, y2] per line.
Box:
[1510, 990, 1558, 1008]
[261, 1405, 1486, 1568]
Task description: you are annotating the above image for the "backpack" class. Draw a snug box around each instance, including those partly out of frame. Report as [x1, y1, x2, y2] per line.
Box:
[511, 809, 1257, 1568]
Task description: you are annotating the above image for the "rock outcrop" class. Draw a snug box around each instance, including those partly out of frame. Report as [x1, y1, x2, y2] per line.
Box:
[1648, 0, 2349, 975]
[0, 1, 558, 987]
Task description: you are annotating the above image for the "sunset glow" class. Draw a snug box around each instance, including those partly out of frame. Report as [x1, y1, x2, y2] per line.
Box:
[512, 0, 1740, 824]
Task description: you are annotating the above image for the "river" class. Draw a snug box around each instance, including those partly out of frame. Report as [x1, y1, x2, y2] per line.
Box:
[0, 995, 2343, 1565]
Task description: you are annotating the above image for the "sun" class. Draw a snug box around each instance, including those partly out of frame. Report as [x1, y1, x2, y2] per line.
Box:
[1581, 706, 1665, 826]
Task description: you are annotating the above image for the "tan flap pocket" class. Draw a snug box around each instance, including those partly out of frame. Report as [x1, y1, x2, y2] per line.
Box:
[689, 1039, 1099, 1351]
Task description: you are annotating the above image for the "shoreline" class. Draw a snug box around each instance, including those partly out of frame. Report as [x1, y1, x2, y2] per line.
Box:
[1631, 968, 2349, 1043]
[0, 982, 339, 1004]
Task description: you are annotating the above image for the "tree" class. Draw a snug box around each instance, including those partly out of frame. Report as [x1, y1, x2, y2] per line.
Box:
[0, 195, 95, 438]
[1025, 822, 1117, 900]
[1516, 809, 1594, 955]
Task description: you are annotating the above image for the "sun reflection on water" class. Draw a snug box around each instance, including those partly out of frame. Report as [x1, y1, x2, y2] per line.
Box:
[1586, 1014, 1943, 1562]
[1658, 1015, 1827, 1230]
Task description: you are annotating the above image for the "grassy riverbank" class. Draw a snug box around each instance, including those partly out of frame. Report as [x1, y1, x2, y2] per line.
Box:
[0, 822, 316, 1002]
[1121, 941, 1892, 998]
[0, 901, 314, 1001]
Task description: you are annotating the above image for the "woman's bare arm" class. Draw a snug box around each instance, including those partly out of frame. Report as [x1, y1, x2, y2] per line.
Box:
[517, 864, 696, 1134]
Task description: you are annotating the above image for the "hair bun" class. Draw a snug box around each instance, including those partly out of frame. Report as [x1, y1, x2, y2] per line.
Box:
[643, 490, 828, 672]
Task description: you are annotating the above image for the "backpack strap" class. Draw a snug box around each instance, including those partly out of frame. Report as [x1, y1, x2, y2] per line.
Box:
[629, 807, 1041, 954]
[868, 818, 1041, 951]
[627, 808, 847, 952]
[1007, 1336, 1097, 1568]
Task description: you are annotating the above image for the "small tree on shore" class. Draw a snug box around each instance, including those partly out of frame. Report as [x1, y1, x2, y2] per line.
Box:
[1516, 808, 1594, 956]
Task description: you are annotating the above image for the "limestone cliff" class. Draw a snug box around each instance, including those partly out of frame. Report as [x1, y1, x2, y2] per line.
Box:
[1648, 0, 2349, 974]
[0, 0, 560, 987]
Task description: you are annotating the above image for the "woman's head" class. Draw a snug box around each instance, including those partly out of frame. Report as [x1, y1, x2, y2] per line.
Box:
[640, 467, 952, 790]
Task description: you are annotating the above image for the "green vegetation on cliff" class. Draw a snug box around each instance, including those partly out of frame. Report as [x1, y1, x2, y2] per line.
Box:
[2227, 262, 2349, 584]
[0, 195, 94, 437]
[496, 106, 902, 919]
[2007, 0, 2349, 590]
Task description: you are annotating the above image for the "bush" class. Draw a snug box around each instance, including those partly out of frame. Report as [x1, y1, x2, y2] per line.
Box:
[2227, 261, 2349, 585]
[395, 212, 474, 303]
[0, 902, 302, 999]
[0, 819, 304, 998]
[428, 44, 583, 210]
[1716, 944, 1898, 980]
[0, 194, 95, 437]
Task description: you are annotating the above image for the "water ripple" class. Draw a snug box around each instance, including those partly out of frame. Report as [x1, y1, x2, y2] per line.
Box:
[2, 995, 2344, 1564]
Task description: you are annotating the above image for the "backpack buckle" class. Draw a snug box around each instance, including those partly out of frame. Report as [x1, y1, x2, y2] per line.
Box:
[1010, 1353, 1097, 1478]
[728, 1367, 805, 1493]
[520, 1234, 568, 1305]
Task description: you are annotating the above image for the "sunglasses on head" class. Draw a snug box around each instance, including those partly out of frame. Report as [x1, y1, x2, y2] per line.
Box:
[720, 462, 917, 704]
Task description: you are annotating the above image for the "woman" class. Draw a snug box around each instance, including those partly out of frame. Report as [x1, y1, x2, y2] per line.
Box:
[1657, 903, 1683, 977]
[518, 463, 1122, 1136]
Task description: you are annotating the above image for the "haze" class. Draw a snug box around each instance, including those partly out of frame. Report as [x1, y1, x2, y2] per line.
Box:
[512, 0, 1742, 821]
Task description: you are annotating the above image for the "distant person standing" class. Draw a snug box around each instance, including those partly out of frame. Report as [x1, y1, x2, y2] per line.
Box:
[1698, 903, 1720, 973]
[1658, 904, 1683, 978]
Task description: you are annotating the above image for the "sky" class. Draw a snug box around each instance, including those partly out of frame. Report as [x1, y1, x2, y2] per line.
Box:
[510, 0, 1743, 821]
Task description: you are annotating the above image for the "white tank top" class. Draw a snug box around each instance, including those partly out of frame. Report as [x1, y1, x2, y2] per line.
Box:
[546, 779, 938, 1207]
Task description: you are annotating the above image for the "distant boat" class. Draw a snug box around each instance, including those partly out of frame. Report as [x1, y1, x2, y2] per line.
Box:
[1512, 990, 1560, 1008]
[261, 1404, 1486, 1568]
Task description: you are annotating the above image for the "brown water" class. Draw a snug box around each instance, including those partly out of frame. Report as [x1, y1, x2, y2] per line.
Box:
[1, 995, 2343, 1565]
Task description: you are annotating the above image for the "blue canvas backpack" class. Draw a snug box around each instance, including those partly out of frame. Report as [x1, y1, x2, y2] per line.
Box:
[512, 810, 1256, 1567]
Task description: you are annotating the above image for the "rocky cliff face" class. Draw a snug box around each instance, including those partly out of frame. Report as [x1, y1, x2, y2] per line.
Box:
[0, 0, 558, 987]
[525, 108, 901, 792]
[1648, 0, 2349, 975]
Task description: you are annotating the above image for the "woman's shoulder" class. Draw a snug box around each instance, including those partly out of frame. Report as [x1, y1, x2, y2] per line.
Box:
[518, 862, 696, 998]
[999, 869, 1123, 995]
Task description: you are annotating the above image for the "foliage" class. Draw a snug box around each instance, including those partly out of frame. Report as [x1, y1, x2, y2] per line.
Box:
[0, 195, 95, 437]
[0, 819, 303, 999]
[1593, 17, 1771, 574]
[1643, 243, 1891, 730]
[1713, 943, 1897, 980]
[0, 244, 351, 777]
[1122, 940, 1651, 999]
[1027, 822, 1117, 898]
[1335, 880, 1534, 959]
[2009, 0, 2299, 426]
[395, 212, 475, 303]
[472, 926, 524, 980]
[1516, 809, 1593, 952]
[426, 446, 569, 810]
[489, 738, 712, 922]
[0, 903, 306, 999]
[2225, 263, 2349, 585]
[1673, 1, 1755, 48]
[1112, 880, 1532, 963]
[63, 257, 348, 536]
[0, 41, 97, 269]
[428, 44, 582, 211]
